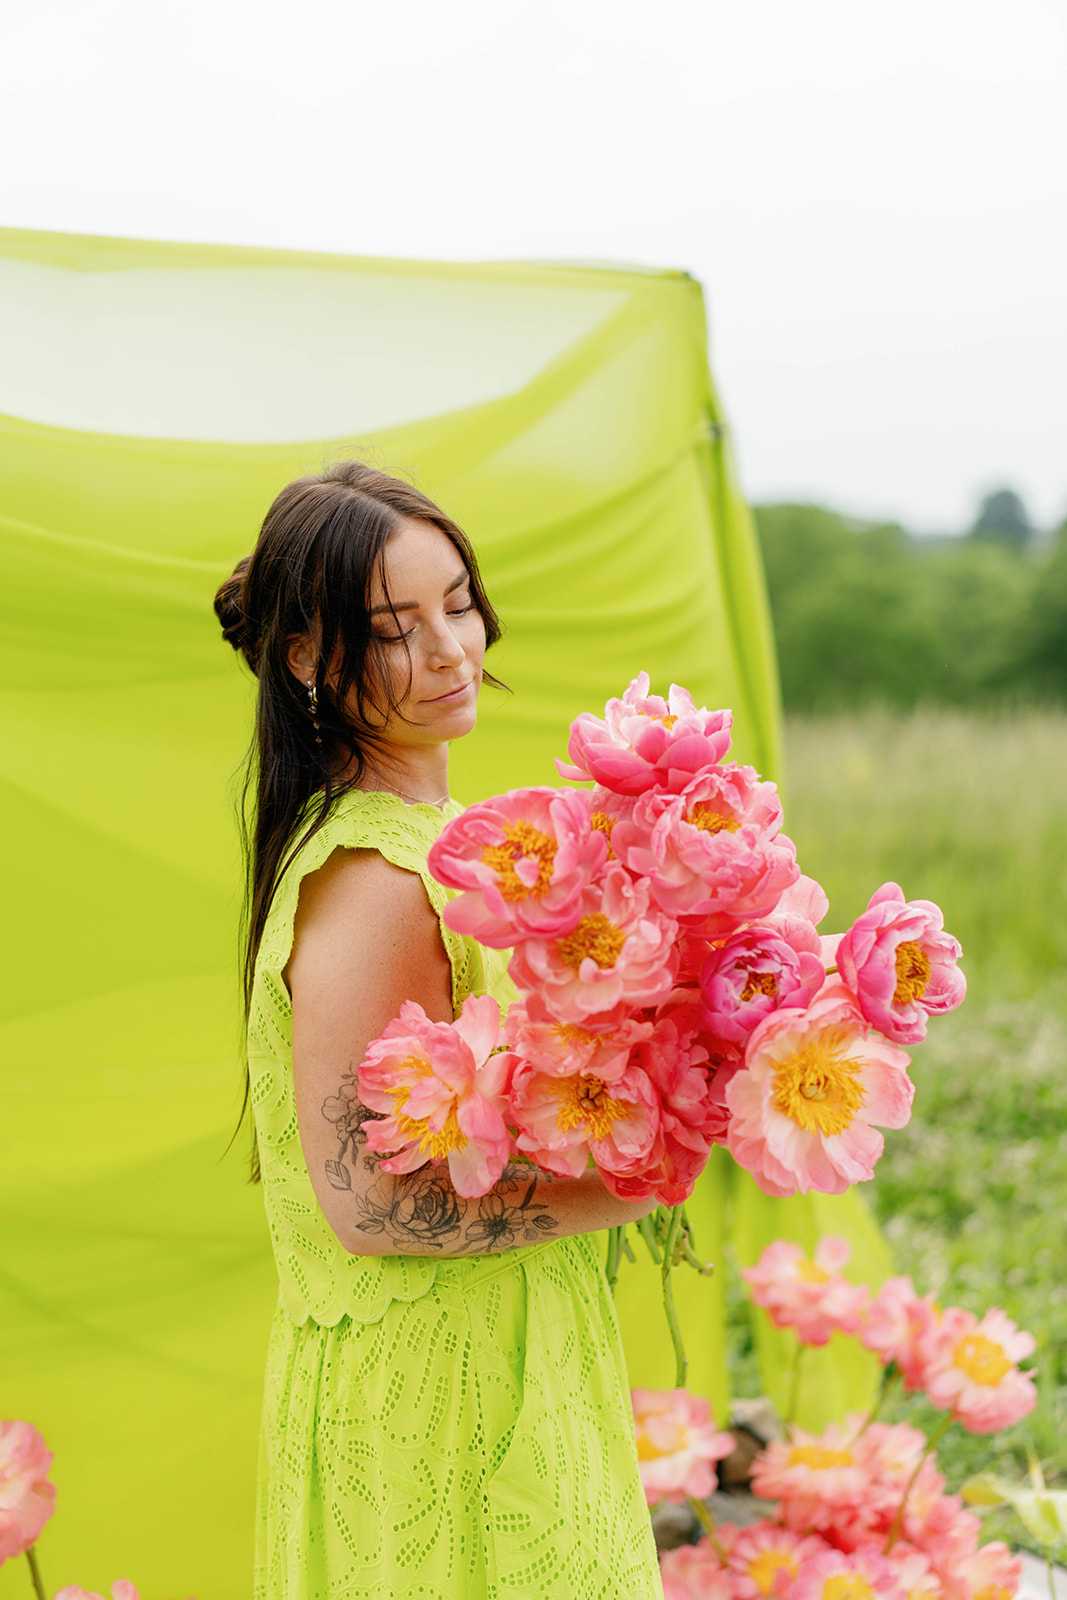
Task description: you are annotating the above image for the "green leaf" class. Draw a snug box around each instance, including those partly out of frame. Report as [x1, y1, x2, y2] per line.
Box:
[962, 1474, 1067, 1549]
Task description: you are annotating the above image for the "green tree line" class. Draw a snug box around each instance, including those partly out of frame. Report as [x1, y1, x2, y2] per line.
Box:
[753, 489, 1067, 712]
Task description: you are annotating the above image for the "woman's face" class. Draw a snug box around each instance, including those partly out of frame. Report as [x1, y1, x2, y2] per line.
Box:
[354, 516, 487, 746]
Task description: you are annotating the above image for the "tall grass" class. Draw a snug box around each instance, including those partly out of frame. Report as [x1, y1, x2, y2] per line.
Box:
[784, 707, 1067, 1489]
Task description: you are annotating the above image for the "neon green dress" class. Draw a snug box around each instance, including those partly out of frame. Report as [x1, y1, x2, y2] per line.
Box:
[247, 787, 663, 1599]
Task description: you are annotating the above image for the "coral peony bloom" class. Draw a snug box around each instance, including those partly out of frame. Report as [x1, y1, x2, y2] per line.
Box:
[0, 1419, 55, 1561]
[857, 1276, 940, 1390]
[55, 1587, 141, 1600]
[501, 990, 652, 1080]
[907, 1491, 981, 1575]
[919, 1307, 1036, 1434]
[874, 1543, 941, 1600]
[507, 863, 678, 1021]
[945, 1541, 1021, 1600]
[597, 1010, 716, 1204]
[729, 1521, 830, 1597]
[631, 1388, 734, 1504]
[612, 764, 798, 929]
[660, 1539, 736, 1599]
[725, 982, 914, 1197]
[835, 882, 966, 1045]
[742, 1237, 871, 1346]
[792, 1547, 907, 1600]
[751, 1421, 868, 1531]
[357, 995, 512, 1197]
[428, 786, 607, 946]
[700, 923, 826, 1056]
[509, 1052, 659, 1179]
[556, 670, 733, 795]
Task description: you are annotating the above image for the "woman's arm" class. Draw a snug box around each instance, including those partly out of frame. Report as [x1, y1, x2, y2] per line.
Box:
[287, 844, 659, 1258]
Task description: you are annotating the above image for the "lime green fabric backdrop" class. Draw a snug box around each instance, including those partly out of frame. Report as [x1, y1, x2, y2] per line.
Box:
[0, 227, 887, 1597]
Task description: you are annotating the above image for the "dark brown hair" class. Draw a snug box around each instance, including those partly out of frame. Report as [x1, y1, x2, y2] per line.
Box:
[214, 459, 508, 1182]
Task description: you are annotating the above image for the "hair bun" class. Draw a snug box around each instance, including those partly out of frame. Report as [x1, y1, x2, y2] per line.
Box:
[214, 555, 258, 667]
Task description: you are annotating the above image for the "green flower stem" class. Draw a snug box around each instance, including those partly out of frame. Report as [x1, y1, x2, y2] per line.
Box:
[25, 1546, 46, 1600]
[636, 1212, 663, 1265]
[605, 1225, 623, 1292]
[661, 1206, 688, 1387]
[687, 1495, 729, 1563]
[883, 1413, 954, 1553]
[784, 1340, 806, 1433]
[850, 1364, 902, 1442]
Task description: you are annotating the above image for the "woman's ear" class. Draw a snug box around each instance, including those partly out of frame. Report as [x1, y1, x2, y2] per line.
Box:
[286, 634, 317, 686]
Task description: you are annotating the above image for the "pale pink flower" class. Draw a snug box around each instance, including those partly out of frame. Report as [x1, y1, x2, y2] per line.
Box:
[729, 1521, 830, 1597]
[835, 883, 966, 1045]
[501, 990, 652, 1080]
[507, 863, 678, 1021]
[631, 1388, 734, 1504]
[751, 1421, 867, 1530]
[0, 1419, 55, 1561]
[357, 995, 512, 1197]
[764, 873, 831, 943]
[556, 671, 733, 795]
[725, 982, 914, 1197]
[55, 1586, 140, 1600]
[908, 1492, 981, 1575]
[509, 1054, 659, 1179]
[599, 1011, 715, 1204]
[612, 765, 798, 929]
[428, 786, 607, 946]
[874, 1543, 942, 1600]
[943, 1542, 1021, 1600]
[660, 1539, 736, 1599]
[919, 1307, 1036, 1433]
[700, 923, 825, 1057]
[792, 1547, 907, 1600]
[742, 1237, 871, 1346]
[857, 1277, 940, 1389]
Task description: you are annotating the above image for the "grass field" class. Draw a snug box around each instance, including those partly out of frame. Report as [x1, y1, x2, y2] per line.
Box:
[779, 706, 1067, 1506]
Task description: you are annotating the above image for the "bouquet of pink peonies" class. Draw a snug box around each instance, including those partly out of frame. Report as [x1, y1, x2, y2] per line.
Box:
[357, 672, 965, 1213]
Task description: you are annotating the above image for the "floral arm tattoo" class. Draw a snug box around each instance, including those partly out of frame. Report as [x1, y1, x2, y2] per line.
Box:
[320, 1063, 561, 1253]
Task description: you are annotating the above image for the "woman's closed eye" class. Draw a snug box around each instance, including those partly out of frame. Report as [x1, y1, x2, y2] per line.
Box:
[375, 604, 475, 644]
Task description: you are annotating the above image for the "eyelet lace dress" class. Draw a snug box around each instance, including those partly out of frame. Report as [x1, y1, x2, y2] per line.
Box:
[248, 787, 663, 1599]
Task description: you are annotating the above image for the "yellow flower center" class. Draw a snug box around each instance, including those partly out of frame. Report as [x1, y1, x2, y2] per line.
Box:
[823, 1578, 875, 1600]
[796, 1259, 831, 1284]
[589, 810, 617, 859]
[556, 913, 626, 971]
[553, 1021, 601, 1048]
[893, 939, 932, 1006]
[771, 1024, 866, 1135]
[952, 1332, 1012, 1386]
[974, 1588, 1012, 1600]
[748, 1549, 799, 1594]
[635, 1419, 685, 1460]
[660, 713, 678, 729]
[685, 800, 740, 835]
[787, 1444, 855, 1470]
[553, 1074, 628, 1139]
[387, 1057, 467, 1157]
[741, 969, 779, 1002]
[481, 819, 557, 901]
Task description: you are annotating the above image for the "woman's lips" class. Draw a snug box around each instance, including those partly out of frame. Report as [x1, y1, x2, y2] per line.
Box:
[426, 681, 473, 703]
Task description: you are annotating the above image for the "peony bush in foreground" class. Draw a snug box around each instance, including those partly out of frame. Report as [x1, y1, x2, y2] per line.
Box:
[645, 1234, 1038, 1597]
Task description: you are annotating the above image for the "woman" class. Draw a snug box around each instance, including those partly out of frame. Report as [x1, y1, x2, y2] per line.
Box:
[214, 460, 668, 1598]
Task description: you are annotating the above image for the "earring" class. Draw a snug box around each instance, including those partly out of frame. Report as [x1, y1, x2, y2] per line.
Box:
[306, 677, 323, 748]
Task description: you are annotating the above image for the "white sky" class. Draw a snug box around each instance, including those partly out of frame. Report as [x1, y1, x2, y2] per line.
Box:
[2, 0, 1065, 534]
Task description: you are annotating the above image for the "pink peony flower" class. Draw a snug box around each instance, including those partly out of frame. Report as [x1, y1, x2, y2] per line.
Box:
[598, 1010, 716, 1204]
[725, 982, 915, 1197]
[0, 1419, 55, 1561]
[943, 1541, 1021, 1600]
[751, 1420, 868, 1532]
[556, 671, 733, 795]
[729, 1521, 830, 1597]
[357, 995, 512, 1197]
[874, 1543, 941, 1600]
[835, 882, 966, 1045]
[918, 1307, 1036, 1434]
[501, 990, 652, 1079]
[857, 1276, 940, 1389]
[631, 1388, 734, 1504]
[508, 1053, 659, 1179]
[742, 1237, 871, 1346]
[507, 863, 679, 1021]
[660, 1538, 736, 1599]
[55, 1586, 140, 1600]
[792, 1547, 907, 1600]
[700, 922, 826, 1057]
[908, 1491, 981, 1575]
[611, 764, 799, 929]
[428, 786, 607, 946]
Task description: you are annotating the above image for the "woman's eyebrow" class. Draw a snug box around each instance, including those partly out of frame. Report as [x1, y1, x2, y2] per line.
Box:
[368, 569, 469, 616]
